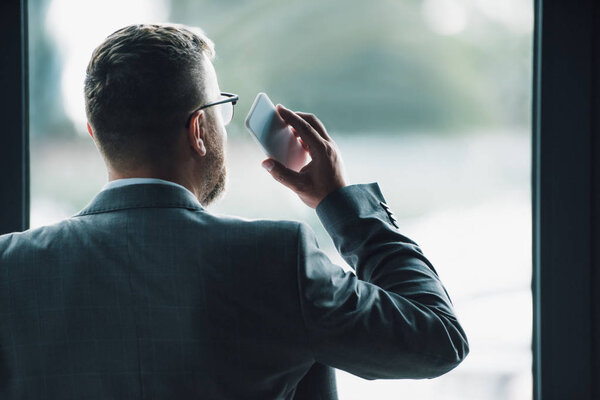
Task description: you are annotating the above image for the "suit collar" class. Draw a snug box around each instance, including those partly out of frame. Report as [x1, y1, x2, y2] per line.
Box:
[73, 183, 204, 217]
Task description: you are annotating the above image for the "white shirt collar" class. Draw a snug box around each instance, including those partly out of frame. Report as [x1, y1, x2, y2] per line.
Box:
[101, 178, 195, 197]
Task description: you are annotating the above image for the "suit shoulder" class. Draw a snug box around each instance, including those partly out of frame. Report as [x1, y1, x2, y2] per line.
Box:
[203, 211, 305, 240]
[0, 218, 81, 259]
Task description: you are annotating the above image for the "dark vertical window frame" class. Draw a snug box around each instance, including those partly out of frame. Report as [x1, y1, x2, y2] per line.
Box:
[532, 0, 597, 399]
[0, 0, 29, 235]
[591, 1, 600, 398]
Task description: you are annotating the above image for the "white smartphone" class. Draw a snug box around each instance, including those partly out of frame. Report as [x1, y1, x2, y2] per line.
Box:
[245, 92, 309, 172]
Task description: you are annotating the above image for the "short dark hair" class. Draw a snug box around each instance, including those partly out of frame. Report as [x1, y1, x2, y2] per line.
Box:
[84, 24, 215, 169]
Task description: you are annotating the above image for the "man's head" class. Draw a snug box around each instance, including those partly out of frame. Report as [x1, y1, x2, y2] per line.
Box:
[84, 23, 228, 206]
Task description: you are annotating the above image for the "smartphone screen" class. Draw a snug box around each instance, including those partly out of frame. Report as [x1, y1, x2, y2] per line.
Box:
[245, 93, 309, 172]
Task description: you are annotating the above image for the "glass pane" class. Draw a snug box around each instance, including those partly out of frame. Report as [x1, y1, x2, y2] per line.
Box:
[29, 0, 533, 398]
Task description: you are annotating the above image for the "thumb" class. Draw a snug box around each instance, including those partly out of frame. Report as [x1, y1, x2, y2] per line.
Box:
[262, 159, 302, 191]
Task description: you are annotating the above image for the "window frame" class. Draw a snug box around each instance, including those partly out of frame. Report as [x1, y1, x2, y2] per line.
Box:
[532, 0, 598, 398]
[0, 0, 29, 235]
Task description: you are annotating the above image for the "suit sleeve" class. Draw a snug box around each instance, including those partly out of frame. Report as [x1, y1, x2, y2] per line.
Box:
[295, 183, 469, 380]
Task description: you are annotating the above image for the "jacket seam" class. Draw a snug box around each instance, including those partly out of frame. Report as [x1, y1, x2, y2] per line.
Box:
[295, 223, 318, 362]
[73, 204, 204, 217]
[125, 213, 145, 398]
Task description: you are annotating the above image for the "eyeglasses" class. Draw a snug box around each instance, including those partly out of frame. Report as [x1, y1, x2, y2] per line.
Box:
[185, 92, 239, 127]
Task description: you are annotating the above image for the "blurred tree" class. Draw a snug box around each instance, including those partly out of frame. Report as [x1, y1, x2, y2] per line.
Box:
[169, 0, 531, 136]
[29, 0, 531, 139]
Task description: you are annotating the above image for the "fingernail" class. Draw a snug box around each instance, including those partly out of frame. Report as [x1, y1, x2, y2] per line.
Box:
[262, 160, 274, 171]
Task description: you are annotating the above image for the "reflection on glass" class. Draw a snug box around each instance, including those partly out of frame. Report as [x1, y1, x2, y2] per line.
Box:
[29, 0, 533, 398]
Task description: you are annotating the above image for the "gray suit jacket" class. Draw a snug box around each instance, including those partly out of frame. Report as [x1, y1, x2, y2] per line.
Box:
[0, 182, 468, 399]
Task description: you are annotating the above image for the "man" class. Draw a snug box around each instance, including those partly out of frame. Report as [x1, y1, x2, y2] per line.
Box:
[0, 24, 468, 399]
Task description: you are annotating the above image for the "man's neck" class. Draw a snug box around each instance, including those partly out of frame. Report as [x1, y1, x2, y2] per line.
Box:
[108, 170, 200, 200]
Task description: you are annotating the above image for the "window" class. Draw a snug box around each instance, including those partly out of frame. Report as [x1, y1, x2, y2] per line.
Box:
[28, 0, 533, 398]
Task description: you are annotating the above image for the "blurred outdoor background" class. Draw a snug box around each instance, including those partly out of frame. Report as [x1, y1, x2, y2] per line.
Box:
[28, 0, 533, 398]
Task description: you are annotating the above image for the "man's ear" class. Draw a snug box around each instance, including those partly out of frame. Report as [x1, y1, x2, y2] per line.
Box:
[87, 122, 94, 139]
[188, 110, 207, 157]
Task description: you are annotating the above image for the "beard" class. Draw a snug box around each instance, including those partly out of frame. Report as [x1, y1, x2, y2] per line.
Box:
[199, 117, 227, 207]
[201, 163, 226, 206]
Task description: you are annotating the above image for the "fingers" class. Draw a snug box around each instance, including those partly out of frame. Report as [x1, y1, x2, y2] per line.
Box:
[276, 105, 325, 151]
[262, 158, 304, 192]
[296, 112, 332, 141]
[298, 137, 309, 150]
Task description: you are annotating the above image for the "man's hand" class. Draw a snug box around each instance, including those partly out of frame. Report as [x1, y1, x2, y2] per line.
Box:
[262, 105, 347, 209]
